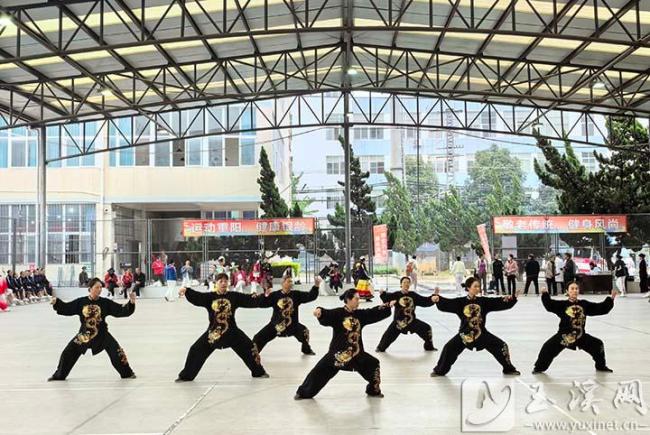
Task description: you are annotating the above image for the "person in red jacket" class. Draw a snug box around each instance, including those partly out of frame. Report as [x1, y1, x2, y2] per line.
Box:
[120, 268, 134, 299]
[104, 268, 119, 298]
[152, 257, 165, 285]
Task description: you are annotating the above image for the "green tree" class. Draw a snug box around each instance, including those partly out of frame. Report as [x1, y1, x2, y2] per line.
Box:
[404, 155, 438, 204]
[258, 146, 289, 218]
[291, 171, 316, 216]
[430, 187, 481, 255]
[465, 144, 525, 212]
[290, 202, 303, 218]
[327, 138, 376, 259]
[382, 172, 420, 256]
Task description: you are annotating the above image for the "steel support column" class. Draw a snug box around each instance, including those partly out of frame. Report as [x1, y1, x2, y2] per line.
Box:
[343, 0, 353, 283]
[37, 125, 47, 268]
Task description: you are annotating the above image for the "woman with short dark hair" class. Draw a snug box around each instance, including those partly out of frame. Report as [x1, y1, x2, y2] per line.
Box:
[294, 288, 394, 399]
[430, 277, 520, 376]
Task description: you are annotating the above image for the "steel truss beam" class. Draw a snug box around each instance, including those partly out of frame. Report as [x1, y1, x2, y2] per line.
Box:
[43, 91, 647, 164]
[0, 0, 647, 130]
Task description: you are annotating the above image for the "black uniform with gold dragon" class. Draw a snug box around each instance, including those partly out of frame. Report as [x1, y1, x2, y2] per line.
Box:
[431, 295, 519, 376]
[177, 288, 268, 381]
[533, 292, 614, 373]
[253, 284, 319, 354]
[49, 296, 135, 380]
[376, 290, 436, 351]
[295, 304, 391, 398]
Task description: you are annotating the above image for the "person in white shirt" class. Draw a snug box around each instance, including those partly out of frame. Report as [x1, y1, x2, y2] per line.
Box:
[406, 256, 418, 291]
[450, 256, 466, 296]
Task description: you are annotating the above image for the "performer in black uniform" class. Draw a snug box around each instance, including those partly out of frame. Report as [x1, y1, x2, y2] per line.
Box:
[294, 289, 395, 400]
[431, 277, 520, 376]
[253, 276, 321, 355]
[176, 273, 268, 381]
[376, 276, 438, 352]
[532, 282, 616, 374]
[48, 278, 136, 381]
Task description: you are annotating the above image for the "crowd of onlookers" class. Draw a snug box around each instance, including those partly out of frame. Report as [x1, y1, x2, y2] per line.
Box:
[0, 268, 53, 310]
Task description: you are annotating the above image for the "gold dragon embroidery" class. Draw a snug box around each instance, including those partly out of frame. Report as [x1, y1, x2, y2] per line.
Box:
[396, 296, 414, 330]
[460, 303, 483, 345]
[208, 298, 232, 344]
[275, 297, 294, 334]
[334, 316, 361, 367]
[561, 305, 586, 346]
[74, 304, 102, 345]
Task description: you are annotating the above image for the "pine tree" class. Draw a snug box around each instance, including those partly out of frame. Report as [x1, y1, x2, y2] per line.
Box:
[326, 138, 376, 262]
[258, 146, 289, 218]
[290, 202, 303, 218]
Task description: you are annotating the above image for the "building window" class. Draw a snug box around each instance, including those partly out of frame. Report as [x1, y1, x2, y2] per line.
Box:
[326, 155, 344, 174]
[240, 137, 255, 166]
[242, 210, 257, 219]
[326, 191, 343, 209]
[481, 111, 495, 138]
[208, 137, 223, 166]
[326, 128, 342, 141]
[353, 127, 384, 140]
[186, 138, 203, 166]
[373, 195, 386, 209]
[579, 118, 595, 137]
[581, 152, 597, 172]
[209, 211, 232, 219]
[361, 155, 385, 174]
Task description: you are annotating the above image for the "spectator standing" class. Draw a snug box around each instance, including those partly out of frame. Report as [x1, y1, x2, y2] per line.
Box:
[451, 256, 466, 296]
[180, 260, 194, 287]
[505, 254, 518, 295]
[133, 267, 146, 298]
[523, 254, 540, 296]
[544, 255, 557, 295]
[78, 266, 89, 287]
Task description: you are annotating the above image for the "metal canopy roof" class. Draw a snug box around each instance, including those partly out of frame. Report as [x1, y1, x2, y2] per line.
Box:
[0, 0, 648, 129]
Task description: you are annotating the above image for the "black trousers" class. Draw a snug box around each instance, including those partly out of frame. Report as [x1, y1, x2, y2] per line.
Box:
[545, 278, 557, 295]
[178, 328, 266, 380]
[433, 332, 516, 375]
[253, 322, 313, 354]
[640, 275, 648, 293]
[132, 283, 144, 297]
[533, 333, 607, 372]
[107, 282, 117, 297]
[493, 274, 505, 294]
[556, 281, 565, 294]
[50, 333, 134, 380]
[376, 319, 434, 351]
[524, 275, 539, 294]
[506, 275, 516, 295]
[121, 284, 132, 298]
[296, 352, 381, 398]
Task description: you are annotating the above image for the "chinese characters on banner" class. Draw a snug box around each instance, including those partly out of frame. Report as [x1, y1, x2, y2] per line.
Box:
[493, 215, 628, 234]
[476, 224, 492, 262]
[373, 224, 389, 264]
[182, 218, 316, 237]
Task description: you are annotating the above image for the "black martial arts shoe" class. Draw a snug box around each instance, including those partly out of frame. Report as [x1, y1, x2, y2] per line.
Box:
[302, 349, 316, 356]
[125, 374, 137, 379]
[294, 393, 307, 401]
[596, 366, 613, 373]
[532, 369, 545, 375]
[253, 372, 270, 378]
[47, 376, 65, 382]
[429, 370, 443, 377]
[503, 369, 521, 375]
[375, 347, 385, 353]
[424, 342, 437, 351]
[367, 392, 384, 398]
[174, 378, 191, 383]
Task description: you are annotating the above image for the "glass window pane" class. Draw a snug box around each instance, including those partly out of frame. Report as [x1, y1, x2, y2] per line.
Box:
[47, 233, 63, 264]
[208, 137, 223, 166]
[155, 141, 171, 166]
[48, 204, 63, 232]
[11, 137, 26, 167]
[186, 138, 202, 166]
[240, 137, 255, 166]
[65, 205, 80, 232]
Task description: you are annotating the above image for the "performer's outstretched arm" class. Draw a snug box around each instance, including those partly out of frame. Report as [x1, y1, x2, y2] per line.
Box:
[483, 294, 518, 312]
[583, 292, 616, 316]
[299, 277, 321, 304]
[234, 291, 263, 308]
[51, 297, 80, 316]
[180, 287, 211, 308]
[356, 303, 394, 325]
[540, 289, 564, 314]
[108, 292, 136, 317]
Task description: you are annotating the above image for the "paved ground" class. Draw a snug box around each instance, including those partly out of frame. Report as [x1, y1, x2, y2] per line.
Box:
[3, 288, 650, 435]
